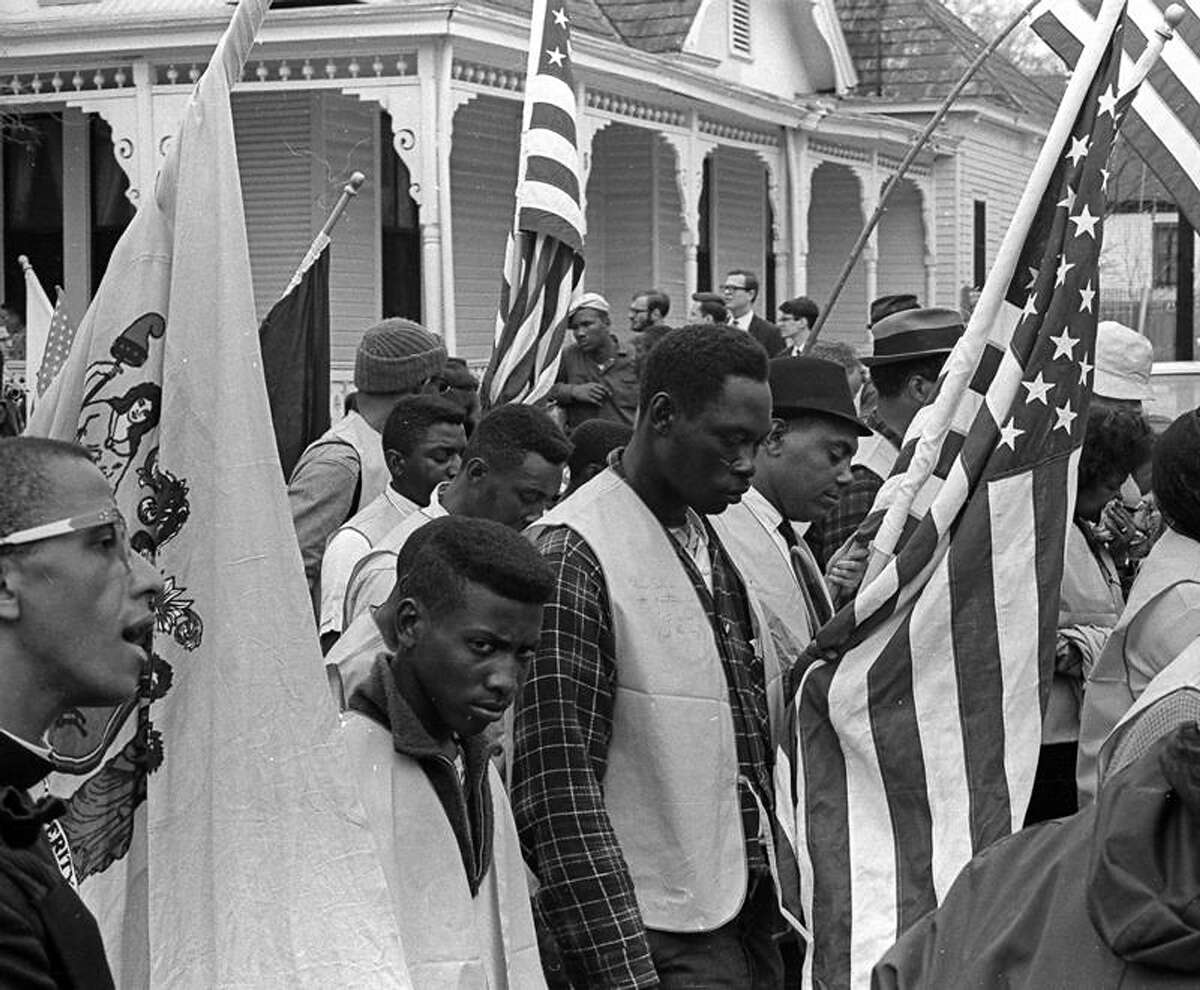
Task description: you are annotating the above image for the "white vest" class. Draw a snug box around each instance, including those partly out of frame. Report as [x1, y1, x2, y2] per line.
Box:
[531, 468, 784, 932]
[711, 498, 818, 668]
[851, 430, 898, 481]
[306, 410, 390, 513]
[341, 712, 545, 990]
[1077, 527, 1200, 802]
[344, 490, 416, 547]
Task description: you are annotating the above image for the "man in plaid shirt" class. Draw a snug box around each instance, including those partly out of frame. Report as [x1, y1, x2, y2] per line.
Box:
[512, 325, 791, 988]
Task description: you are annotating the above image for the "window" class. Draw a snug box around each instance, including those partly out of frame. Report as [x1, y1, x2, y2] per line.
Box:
[730, 0, 751, 57]
[90, 115, 134, 292]
[380, 111, 421, 321]
[1153, 222, 1178, 288]
[973, 200, 987, 290]
[2, 114, 63, 317]
[697, 156, 713, 293]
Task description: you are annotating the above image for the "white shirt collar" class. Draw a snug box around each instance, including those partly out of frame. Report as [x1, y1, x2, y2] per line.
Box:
[732, 310, 753, 331]
[384, 486, 420, 516]
[744, 484, 811, 540]
[425, 482, 450, 518]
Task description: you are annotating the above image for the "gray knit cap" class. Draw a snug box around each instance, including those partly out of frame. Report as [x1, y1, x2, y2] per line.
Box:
[354, 318, 447, 395]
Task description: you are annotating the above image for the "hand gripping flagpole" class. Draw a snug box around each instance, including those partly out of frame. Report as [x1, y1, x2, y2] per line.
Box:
[802, 0, 1042, 354]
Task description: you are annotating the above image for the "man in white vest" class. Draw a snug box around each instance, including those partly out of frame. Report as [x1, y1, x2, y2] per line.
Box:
[326, 404, 570, 710]
[806, 304, 964, 569]
[340, 514, 550, 988]
[512, 325, 790, 988]
[287, 319, 447, 615]
[318, 394, 467, 653]
[712, 356, 870, 674]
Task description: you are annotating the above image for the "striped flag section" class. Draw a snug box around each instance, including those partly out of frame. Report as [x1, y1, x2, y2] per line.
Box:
[1032, 0, 1200, 229]
[481, 0, 585, 408]
[774, 2, 1131, 987]
[36, 289, 75, 399]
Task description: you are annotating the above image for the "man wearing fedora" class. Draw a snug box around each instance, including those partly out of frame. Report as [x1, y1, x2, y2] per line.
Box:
[806, 306, 964, 569]
[713, 356, 870, 670]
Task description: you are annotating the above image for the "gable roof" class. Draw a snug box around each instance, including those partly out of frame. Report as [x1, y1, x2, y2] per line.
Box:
[591, 1, 702, 53]
[834, 0, 1059, 118]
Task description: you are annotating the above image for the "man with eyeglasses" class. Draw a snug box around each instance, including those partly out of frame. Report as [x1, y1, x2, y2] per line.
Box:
[287, 319, 447, 619]
[721, 270, 786, 357]
[0, 436, 162, 989]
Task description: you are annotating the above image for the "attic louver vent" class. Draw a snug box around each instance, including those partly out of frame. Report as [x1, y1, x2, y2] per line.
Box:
[730, 0, 752, 56]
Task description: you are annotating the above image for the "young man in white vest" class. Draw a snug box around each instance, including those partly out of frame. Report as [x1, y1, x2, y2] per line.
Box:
[712, 356, 870, 671]
[0, 437, 162, 988]
[512, 324, 791, 988]
[287, 319, 447, 616]
[326, 404, 569, 709]
[806, 305, 964, 569]
[318, 394, 466, 653]
[340, 514, 551, 988]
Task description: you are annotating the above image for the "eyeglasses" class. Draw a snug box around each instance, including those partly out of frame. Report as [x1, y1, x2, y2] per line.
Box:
[0, 506, 126, 547]
[720, 284, 749, 295]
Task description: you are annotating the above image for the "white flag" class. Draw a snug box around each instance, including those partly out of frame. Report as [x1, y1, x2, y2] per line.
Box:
[28, 0, 411, 984]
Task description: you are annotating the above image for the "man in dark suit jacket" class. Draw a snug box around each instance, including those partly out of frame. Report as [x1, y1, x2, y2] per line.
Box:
[722, 269, 786, 356]
[0, 437, 163, 988]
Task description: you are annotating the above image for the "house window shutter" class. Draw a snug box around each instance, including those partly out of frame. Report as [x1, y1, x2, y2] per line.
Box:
[730, 0, 751, 56]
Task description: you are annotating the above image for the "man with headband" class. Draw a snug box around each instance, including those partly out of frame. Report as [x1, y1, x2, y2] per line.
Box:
[0, 437, 162, 987]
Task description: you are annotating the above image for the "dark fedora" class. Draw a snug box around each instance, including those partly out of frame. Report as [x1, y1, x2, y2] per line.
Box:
[862, 306, 964, 367]
[768, 356, 871, 436]
[869, 293, 920, 328]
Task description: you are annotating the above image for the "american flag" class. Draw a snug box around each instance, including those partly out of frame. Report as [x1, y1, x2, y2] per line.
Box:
[774, 4, 1132, 987]
[1033, 0, 1200, 229]
[480, 0, 585, 408]
[37, 289, 76, 396]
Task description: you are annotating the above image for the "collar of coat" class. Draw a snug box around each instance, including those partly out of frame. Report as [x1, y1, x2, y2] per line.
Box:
[349, 656, 495, 896]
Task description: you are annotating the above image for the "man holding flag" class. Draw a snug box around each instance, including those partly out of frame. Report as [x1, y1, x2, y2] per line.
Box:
[26, 0, 411, 983]
[775, 0, 1142, 985]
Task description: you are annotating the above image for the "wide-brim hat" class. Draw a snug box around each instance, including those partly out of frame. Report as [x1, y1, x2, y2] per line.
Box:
[768, 356, 871, 436]
[869, 293, 920, 328]
[862, 306, 964, 367]
[1094, 320, 1153, 401]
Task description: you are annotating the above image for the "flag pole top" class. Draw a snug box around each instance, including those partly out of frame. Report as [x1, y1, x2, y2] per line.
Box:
[1162, 4, 1186, 33]
[18, 255, 31, 272]
[318, 171, 367, 239]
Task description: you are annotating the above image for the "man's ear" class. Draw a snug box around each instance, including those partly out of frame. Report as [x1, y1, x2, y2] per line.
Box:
[645, 392, 675, 435]
[0, 558, 21, 622]
[392, 598, 425, 652]
[761, 419, 788, 456]
[464, 456, 490, 482]
[384, 448, 406, 479]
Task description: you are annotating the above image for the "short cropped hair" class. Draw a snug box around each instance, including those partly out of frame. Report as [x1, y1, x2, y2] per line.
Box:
[697, 299, 729, 324]
[0, 437, 95, 548]
[726, 269, 759, 297]
[640, 324, 769, 418]
[567, 420, 632, 479]
[392, 515, 553, 619]
[809, 340, 863, 372]
[780, 296, 819, 325]
[1078, 406, 1153, 492]
[464, 403, 571, 473]
[870, 354, 949, 399]
[382, 395, 465, 457]
[1153, 408, 1200, 541]
[635, 289, 671, 319]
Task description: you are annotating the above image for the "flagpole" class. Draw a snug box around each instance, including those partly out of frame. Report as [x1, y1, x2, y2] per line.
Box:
[319, 170, 366, 239]
[802, 0, 1042, 354]
[1122, 3, 1185, 94]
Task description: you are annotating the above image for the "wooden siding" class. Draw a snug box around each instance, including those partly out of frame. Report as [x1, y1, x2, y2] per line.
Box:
[451, 95, 522, 363]
[232, 91, 313, 324]
[807, 161, 868, 346]
[711, 146, 767, 310]
[876, 177, 926, 304]
[317, 93, 380, 366]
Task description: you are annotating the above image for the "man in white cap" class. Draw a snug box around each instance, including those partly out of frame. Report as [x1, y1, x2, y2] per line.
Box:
[288, 318, 447, 615]
[547, 292, 640, 430]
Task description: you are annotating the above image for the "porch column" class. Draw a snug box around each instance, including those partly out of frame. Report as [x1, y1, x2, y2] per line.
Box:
[662, 117, 716, 306]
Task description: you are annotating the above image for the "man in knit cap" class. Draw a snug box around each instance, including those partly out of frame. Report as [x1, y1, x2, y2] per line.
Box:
[288, 318, 446, 615]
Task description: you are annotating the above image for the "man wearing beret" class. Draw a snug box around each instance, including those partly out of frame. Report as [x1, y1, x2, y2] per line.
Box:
[806, 306, 964, 570]
[287, 318, 447, 616]
[713, 357, 869, 670]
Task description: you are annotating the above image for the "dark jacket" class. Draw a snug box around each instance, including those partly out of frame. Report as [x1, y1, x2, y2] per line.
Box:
[747, 314, 786, 357]
[0, 733, 115, 990]
[873, 723, 1200, 989]
[347, 660, 496, 895]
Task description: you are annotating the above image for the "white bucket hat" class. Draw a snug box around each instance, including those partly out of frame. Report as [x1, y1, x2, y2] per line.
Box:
[1094, 320, 1153, 401]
